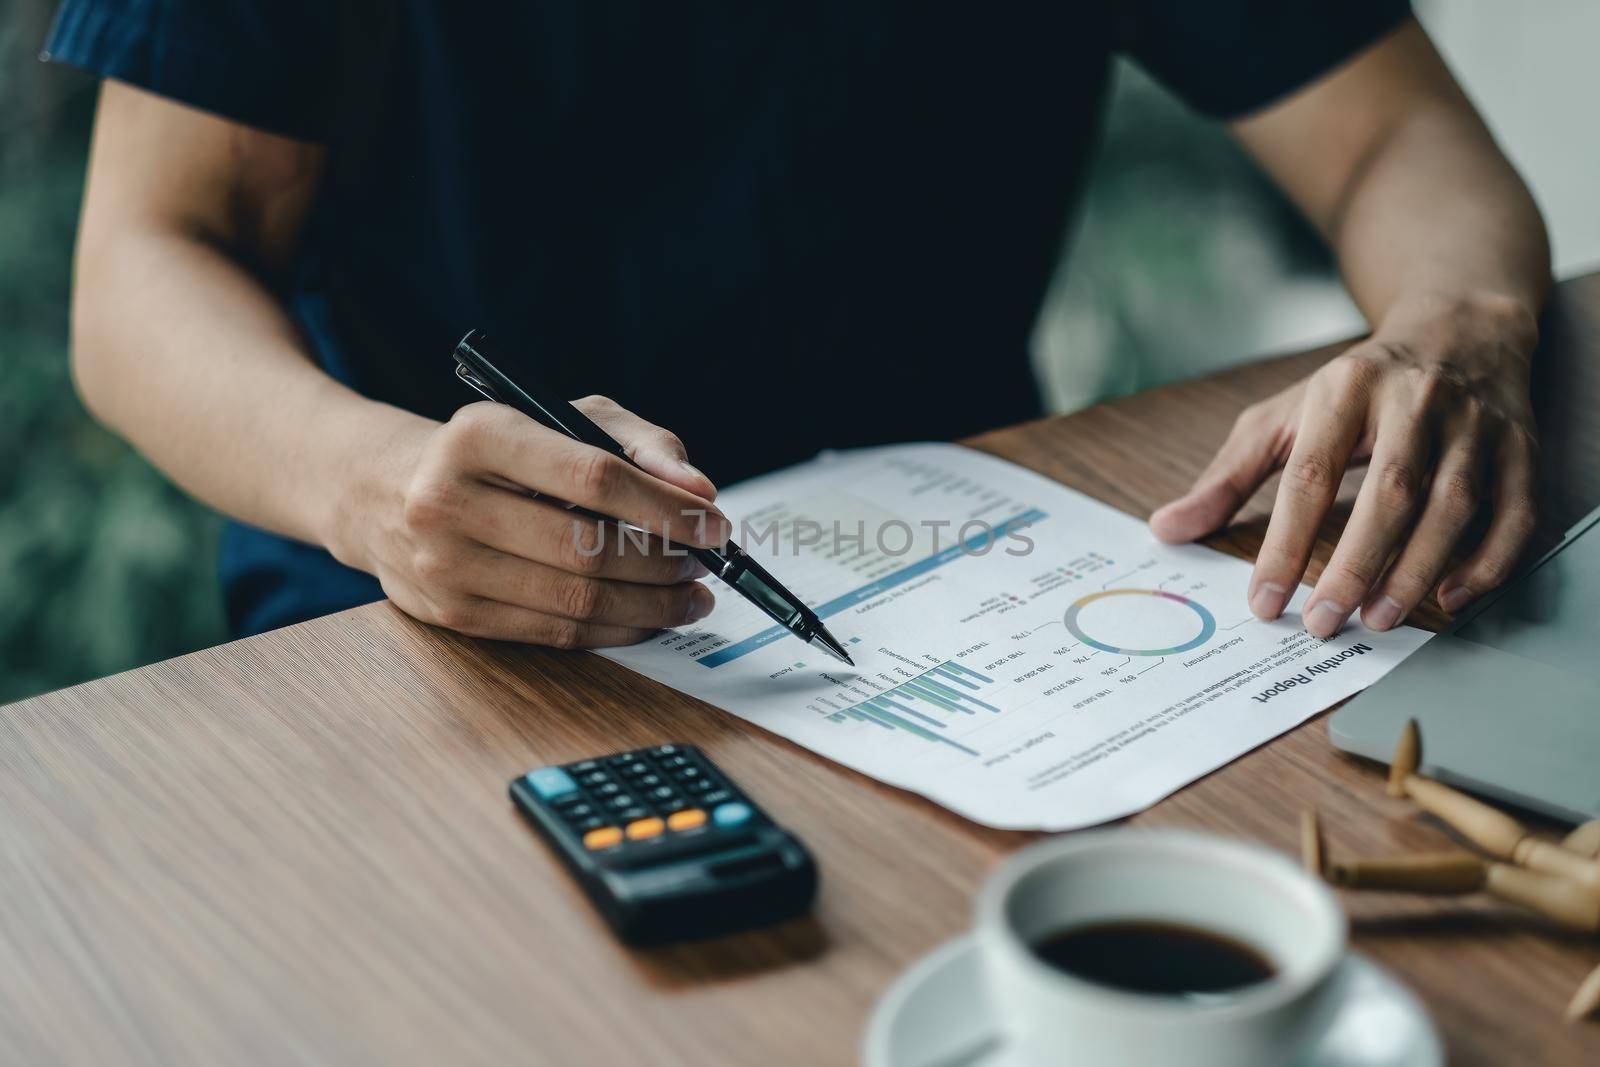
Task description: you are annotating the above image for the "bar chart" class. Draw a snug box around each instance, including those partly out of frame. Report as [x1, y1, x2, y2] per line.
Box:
[823, 660, 997, 756]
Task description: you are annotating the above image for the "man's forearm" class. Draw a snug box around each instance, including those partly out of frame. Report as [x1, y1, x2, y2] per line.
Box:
[1167, 19, 1552, 633]
[1330, 99, 1551, 343]
[72, 225, 433, 562]
[1231, 20, 1551, 348]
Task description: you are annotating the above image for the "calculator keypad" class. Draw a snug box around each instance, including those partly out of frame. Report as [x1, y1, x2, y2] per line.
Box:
[527, 745, 751, 853]
[511, 741, 816, 945]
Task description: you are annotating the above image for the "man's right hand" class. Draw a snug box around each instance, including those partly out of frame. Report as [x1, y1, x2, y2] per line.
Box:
[71, 83, 724, 650]
[340, 396, 730, 649]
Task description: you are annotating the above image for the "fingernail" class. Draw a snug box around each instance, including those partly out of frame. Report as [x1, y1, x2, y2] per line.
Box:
[1439, 584, 1474, 614]
[1249, 581, 1290, 620]
[1364, 595, 1403, 632]
[686, 584, 715, 622]
[679, 556, 711, 580]
[1305, 599, 1351, 638]
[1147, 504, 1186, 544]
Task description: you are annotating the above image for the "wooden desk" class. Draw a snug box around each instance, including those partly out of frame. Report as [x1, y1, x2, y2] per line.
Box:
[5, 273, 1598, 1066]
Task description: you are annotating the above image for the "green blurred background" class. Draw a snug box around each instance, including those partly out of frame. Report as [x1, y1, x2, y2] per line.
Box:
[3, 2, 224, 704]
[4, 1, 1592, 703]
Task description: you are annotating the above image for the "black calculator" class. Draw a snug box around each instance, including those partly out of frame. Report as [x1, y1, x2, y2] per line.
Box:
[509, 743, 817, 945]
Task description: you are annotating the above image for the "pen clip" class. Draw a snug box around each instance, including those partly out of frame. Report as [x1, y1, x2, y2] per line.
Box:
[454, 360, 503, 404]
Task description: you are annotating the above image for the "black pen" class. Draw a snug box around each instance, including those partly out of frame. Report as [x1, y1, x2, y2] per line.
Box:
[450, 330, 854, 666]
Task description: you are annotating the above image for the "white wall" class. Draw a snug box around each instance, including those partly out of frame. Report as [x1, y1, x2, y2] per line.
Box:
[1418, 0, 1600, 277]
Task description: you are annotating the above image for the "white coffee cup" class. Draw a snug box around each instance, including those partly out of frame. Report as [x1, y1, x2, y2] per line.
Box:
[976, 829, 1348, 1067]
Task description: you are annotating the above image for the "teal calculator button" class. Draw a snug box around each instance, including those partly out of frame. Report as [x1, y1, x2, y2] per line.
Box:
[712, 801, 753, 828]
[526, 767, 578, 798]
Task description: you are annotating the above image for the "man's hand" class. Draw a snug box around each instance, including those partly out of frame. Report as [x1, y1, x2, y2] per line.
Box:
[339, 396, 730, 649]
[1146, 18, 1551, 638]
[1151, 293, 1539, 637]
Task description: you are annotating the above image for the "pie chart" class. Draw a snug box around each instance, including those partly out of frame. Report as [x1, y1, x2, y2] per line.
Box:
[1064, 588, 1217, 657]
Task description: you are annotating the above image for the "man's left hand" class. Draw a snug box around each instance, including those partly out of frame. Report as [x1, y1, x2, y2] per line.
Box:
[1150, 293, 1540, 637]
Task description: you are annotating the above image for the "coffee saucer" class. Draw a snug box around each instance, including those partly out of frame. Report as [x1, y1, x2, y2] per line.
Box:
[864, 936, 1443, 1067]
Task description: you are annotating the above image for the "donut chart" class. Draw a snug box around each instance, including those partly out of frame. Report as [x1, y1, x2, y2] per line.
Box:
[1064, 588, 1216, 657]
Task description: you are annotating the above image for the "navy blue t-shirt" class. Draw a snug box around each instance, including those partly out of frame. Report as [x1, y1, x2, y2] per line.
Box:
[44, 0, 1408, 636]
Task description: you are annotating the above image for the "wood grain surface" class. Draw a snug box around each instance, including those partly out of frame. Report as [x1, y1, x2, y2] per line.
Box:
[4, 273, 1598, 1066]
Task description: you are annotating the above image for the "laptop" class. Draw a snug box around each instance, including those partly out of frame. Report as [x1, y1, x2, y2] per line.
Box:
[1330, 503, 1600, 824]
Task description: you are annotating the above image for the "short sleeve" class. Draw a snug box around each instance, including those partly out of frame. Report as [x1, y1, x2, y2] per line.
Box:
[1121, 1, 1413, 120]
[40, 0, 338, 141]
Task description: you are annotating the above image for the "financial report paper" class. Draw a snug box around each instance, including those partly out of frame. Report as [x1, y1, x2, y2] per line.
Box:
[600, 444, 1430, 830]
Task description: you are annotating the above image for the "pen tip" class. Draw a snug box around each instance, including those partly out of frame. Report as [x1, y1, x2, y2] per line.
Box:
[812, 627, 854, 666]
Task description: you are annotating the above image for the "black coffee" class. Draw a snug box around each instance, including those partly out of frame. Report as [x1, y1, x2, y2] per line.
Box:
[1031, 921, 1277, 999]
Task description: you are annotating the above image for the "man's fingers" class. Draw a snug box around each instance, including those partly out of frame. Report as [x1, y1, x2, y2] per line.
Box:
[1249, 363, 1370, 621]
[1303, 404, 1432, 637]
[430, 597, 657, 650]
[1436, 428, 1539, 613]
[443, 404, 731, 547]
[530, 436, 730, 547]
[438, 484, 707, 586]
[450, 548, 715, 630]
[574, 394, 719, 501]
[1150, 402, 1287, 544]
[1360, 437, 1484, 631]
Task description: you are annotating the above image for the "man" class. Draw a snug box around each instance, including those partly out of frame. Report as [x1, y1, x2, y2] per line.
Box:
[47, 2, 1549, 650]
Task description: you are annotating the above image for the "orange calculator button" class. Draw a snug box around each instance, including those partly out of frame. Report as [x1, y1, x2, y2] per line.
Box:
[583, 826, 624, 850]
[625, 817, 666, 840]
[667, 809, 707, 831]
